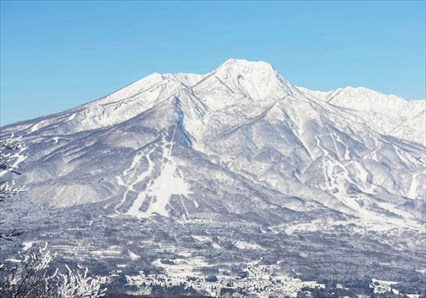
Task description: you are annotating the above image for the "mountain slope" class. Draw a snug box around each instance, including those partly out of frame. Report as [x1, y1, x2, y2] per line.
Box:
[2, 59, 425, 226]
[298, 85, 426, 146]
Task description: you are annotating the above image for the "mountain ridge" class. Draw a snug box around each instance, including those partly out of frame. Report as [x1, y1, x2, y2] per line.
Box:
[3, 59, 424, 143]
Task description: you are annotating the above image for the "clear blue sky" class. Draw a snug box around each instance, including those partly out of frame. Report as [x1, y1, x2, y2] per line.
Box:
[1, 1, 425, 125]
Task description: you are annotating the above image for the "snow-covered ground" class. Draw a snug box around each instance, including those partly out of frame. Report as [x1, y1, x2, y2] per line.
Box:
[126, 256, 324, 297]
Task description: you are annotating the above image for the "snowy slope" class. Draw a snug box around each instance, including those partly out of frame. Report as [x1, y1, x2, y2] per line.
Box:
[1, 59, 425, 230]
[298, 86, 426, 146]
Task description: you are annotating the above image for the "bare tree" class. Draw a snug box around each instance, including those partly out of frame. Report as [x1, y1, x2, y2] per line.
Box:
[0, 135, 26, 241]
[0, 244, 55, 297]
[54, 265, 106, 297]
[0, 243, 106, 297]
[0, 135, 26, 201]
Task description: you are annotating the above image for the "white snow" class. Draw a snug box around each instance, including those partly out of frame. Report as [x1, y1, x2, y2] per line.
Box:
[138, 158, 190, 218]
[5, 258, 21, 263]
[370, 278, 399, 294]
[22, 241, 35, 251]
[234, 240, 265, 250]
[128, 251, 140, 261]
[300, 85, 426, 146]
[125, 256, 324, 297]
[126, 127, 191, 219]
[117, 148, 155, 215]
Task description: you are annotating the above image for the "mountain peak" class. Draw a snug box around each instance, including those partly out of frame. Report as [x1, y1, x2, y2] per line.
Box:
[216, 58, 276, 74]
[338, 86, 404, 100]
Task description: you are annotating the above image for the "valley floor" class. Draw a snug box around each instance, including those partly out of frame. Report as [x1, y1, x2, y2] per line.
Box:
[1, 202, 425, 297]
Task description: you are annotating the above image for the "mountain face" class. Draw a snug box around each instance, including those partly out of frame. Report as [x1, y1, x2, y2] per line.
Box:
[1, 59, 425, 296]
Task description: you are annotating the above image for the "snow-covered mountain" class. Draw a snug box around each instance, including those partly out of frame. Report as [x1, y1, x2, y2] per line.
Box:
[298, 85, 426, 146]
[2, 59, 424, 219]
[1, 59, 425, 296]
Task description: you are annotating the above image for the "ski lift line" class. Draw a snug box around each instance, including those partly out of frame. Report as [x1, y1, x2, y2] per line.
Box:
[169, 124, 178, 157]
